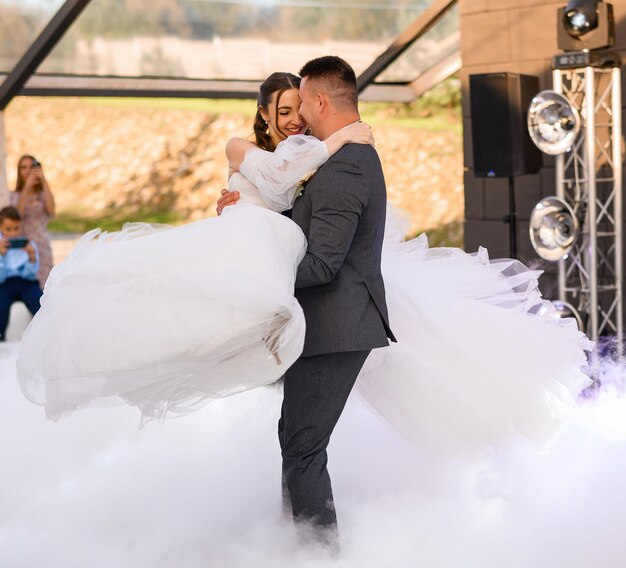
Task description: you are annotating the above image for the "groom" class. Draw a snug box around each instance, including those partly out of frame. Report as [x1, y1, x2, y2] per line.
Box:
[218, 56, 395, 544]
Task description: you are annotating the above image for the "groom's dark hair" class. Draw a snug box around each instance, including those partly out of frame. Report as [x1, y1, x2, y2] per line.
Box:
[299, 56, 358, 111]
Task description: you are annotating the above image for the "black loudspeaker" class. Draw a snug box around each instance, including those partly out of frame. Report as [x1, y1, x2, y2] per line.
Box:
[469, 73, 542, 178]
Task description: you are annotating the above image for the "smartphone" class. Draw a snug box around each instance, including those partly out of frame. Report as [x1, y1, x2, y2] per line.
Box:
[7, 237, 28, 249]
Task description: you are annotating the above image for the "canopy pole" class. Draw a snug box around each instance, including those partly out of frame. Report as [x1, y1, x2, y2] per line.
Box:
[0, 0, 92, 110]
[0, 110, 8, 205]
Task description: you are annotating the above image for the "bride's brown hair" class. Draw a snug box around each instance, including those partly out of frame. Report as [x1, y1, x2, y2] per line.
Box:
[254, 72, 301, 152]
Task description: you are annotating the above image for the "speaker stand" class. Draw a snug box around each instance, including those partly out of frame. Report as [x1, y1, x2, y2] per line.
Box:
[503, 175, 517, 259]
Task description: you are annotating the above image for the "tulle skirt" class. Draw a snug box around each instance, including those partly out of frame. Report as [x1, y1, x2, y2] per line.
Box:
[17, 205, 591, 451]
[357, 212, 592, 454]
[17, 205, 307, 423]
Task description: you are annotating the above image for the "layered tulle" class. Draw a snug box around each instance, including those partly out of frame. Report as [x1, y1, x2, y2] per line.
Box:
[17, 203, 591, 453]
[355, 210, 593, 455]
[17, 206, 307, 423]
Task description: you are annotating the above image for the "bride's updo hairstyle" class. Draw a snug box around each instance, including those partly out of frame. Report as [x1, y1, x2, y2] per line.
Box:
[254, 72, 301, 152]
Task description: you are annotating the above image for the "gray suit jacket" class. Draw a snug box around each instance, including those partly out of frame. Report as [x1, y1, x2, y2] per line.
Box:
[290, 143, 396, 357]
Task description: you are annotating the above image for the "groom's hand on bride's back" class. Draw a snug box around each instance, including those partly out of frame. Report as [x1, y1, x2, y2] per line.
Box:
[216, 189, 240, 216]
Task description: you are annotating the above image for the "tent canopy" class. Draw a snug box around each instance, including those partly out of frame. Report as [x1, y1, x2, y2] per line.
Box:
[0, 0, 459, 105]
[0, 0, 460, 195]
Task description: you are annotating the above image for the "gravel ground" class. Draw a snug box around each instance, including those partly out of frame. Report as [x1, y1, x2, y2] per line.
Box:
[50, 232, 82, 265]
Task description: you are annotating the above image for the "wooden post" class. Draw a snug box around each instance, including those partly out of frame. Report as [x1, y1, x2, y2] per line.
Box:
[0, 110, 8, 206]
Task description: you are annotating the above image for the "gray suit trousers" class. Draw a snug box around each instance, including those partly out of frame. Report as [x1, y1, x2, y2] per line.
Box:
[278, 349, 371, 530]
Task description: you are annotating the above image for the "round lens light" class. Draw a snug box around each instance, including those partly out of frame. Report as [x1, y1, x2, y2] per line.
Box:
[567, 10, 590, 33]
[527, 90, 581, 155]
[562, 0, 599, 39]
[529, 196, 579, 261]
[551, 300, 585, 332]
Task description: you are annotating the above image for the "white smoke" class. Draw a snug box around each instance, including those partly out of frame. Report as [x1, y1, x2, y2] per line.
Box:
[2, 342, 626, 568]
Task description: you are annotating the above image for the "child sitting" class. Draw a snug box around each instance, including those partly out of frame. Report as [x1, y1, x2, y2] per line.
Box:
[0, 206, 43, 341]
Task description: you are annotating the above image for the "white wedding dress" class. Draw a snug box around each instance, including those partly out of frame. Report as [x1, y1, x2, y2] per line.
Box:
[17, 135, 592, 451]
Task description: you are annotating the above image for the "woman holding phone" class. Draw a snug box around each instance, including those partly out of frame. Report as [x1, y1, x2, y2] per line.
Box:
[10, 155, 55, 287]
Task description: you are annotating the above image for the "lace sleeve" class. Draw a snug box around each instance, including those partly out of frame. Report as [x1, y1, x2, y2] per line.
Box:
[238, 134, 329, 212]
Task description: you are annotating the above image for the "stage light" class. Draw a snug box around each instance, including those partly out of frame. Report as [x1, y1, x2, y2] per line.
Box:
[551, 300, 585, 331]
[558, 1, 614, 51]
[527, 90, 580, 155]
[563, 0, 599, 37]
[529, 196, 579, 261]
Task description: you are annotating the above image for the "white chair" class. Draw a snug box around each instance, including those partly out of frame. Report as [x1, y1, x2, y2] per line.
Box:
[5, 302, 33, 342]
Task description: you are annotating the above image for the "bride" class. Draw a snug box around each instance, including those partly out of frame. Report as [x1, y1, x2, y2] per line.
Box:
[17, 71, 591, 452]
[16, 72, 371, 424]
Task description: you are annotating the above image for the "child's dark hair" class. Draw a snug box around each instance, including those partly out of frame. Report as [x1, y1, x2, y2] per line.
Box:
[0, 206, 21, 223]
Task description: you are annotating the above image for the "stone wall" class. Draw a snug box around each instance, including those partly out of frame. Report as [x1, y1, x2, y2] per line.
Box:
[4, 98, 463, 240]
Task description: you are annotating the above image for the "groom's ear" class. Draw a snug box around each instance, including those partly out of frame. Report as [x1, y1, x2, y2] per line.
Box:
[316, 92, 329, 114]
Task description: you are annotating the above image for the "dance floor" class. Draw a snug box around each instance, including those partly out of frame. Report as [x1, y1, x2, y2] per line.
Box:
[1, 342, 626, 568]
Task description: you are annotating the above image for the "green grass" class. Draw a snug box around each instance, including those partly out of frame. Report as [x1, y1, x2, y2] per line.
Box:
[361, 109, 461, 134]
[412, 220, 463, 249]
[49, 209, 185, 234]
[361, 77, 462, 133]
[51, 211, 464, 250]
[80, 96, 258, 117]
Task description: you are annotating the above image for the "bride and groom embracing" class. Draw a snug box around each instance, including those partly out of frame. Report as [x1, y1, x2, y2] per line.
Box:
[220, 56, 396, 543]
[16, 56, 591, 547]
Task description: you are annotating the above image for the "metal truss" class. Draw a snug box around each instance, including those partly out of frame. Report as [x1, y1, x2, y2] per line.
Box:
[553, 65, 623, 343]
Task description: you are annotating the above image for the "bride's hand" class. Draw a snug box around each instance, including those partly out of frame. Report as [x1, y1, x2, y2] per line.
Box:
[341, 122, 375, 147]
[324, 122, 375, 157]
